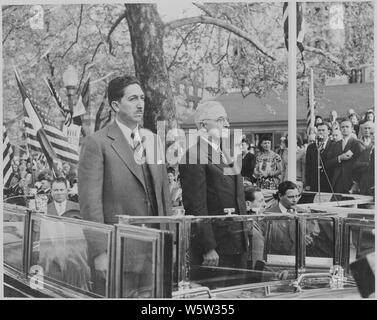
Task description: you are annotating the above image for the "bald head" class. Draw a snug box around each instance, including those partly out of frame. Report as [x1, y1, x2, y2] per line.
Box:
[194, 100, 229, 139]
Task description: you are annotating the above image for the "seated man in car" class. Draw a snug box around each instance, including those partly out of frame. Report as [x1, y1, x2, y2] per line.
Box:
[261, 181, 319, 256]
[47, 177, 81, 218]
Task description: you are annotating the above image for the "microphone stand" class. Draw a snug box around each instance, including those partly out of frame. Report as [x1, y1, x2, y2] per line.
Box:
[317, 140, 321, 203]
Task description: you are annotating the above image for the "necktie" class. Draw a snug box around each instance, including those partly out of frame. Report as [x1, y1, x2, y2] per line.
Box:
[131, 130, 145, 164]
[318, 141, 324, 152]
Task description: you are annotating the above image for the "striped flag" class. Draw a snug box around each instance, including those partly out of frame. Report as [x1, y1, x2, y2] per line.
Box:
[3, 128, 14, 187]
[307, 68, 315, 137]
[14, 69, 79, 173]
[283, 2, 305, 52]
[94, 91, 112, 132]
[45, 77, 72, 126]
[73, 76, 90, 125]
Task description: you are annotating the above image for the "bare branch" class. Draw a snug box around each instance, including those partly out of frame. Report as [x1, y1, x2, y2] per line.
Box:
[107, 12, 127, 55]
[167, 24, 201, 71]
[77, 41, 105, 90]
[303, 45, 350, 75]
[60, 5, 84, 59]
[2, 26, 14, 45]
[165, 16, 276, 60]
[192, 3, 214, 17]
[91, 72, 115, 85]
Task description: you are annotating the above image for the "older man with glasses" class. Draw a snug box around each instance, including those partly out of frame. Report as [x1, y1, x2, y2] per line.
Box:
[179, 100, 249, 288]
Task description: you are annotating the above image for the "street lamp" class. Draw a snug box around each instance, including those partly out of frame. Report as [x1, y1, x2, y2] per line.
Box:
[62, 65, 78, 113]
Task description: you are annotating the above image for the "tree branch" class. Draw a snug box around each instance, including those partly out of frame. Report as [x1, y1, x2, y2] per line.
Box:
[165, 16, 276, 60]
[192, 3, 214, 17]
[167, 24, 201, 71]
[60, 5, 84, 59]
[2, 26, 14, 45]
[303, 45, 350, 75]
[107, 12, 127, 55]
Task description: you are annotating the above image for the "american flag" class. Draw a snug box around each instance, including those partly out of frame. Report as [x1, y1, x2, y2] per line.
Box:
[15, 69, 79, 169]
[73, 76, 90, 126]
[307, 68, 315, 137]
[45, 77, 72, 126]
[94, 90, 112, 132]
[3, 128, 14, 187]
[283, 2, 305, 52]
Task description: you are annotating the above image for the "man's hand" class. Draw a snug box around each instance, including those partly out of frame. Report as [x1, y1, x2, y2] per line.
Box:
[338, 152, 352, 162]
[202, 249, 219, 267]
[305, 186, 311, 191]
[94, 252, 108, 278]
[305, 234, 314, 247]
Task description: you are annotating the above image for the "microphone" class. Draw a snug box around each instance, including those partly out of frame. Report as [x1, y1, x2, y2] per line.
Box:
[316, 135, 324, 142]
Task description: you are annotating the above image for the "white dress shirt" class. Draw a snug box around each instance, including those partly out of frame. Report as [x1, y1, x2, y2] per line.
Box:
[54, 200, 67, 216]
[279, 202, 288, 214]
[115, 119, 139, 147]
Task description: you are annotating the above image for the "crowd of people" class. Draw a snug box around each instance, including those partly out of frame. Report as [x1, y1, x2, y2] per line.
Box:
[240, 108, 375, 197]
[3, 153, 79, 207]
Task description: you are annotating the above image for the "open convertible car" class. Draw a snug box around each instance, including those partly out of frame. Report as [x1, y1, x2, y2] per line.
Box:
[3, 191, 375, 299]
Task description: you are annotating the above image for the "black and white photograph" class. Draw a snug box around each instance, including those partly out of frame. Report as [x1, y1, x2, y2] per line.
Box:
[1, 1, 375, 300]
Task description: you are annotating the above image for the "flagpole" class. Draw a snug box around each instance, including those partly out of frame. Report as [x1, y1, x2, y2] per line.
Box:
[288, 0, 297, 183]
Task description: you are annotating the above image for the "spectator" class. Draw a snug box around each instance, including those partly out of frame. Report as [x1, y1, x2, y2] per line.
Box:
[47, 177, 80, 217]
[296, 135, 306, 188]
[254, 135, 282, 189]
[329, 110, 339, 131]
[349, 112, 360, 136]
[364, 109, 375, 123]
[314, 115, 323, 126]
[244, 186, 266, 214]
[353, 121, 374, 195]
[240, 139, 256, 182]
[325, 118, 364, 194]
[331, 129, 342, 142]
[167, 167, 182, 207]
[261, 181, 314, 255]
[278, 136, 288, 180]
[305, 122, 334, 192]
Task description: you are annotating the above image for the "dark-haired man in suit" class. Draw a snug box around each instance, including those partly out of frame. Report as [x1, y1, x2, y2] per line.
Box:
[305, 122, 334, 192]
[78, 75, 171, 296]
[47, 177, 80, 217]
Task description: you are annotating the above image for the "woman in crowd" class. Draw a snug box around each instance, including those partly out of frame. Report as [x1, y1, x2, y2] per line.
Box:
[254, 135, 282, 190]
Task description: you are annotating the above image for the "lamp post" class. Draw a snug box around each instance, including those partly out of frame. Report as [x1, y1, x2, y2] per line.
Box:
[62, 65, 78, 114]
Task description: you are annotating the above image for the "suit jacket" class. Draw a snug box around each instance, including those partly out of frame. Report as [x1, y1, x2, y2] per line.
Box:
[353, 143, 374, 195]
[47, 200, 80, 216]
[324, 136, 365, 193]
[78, 121, 171, 224]
[241, 152, 256, 181]
[179, 137, 248, 256]
[262, 204, 296, 256]
[305, 140, 334, 192]
[78, 122, 172, 259]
